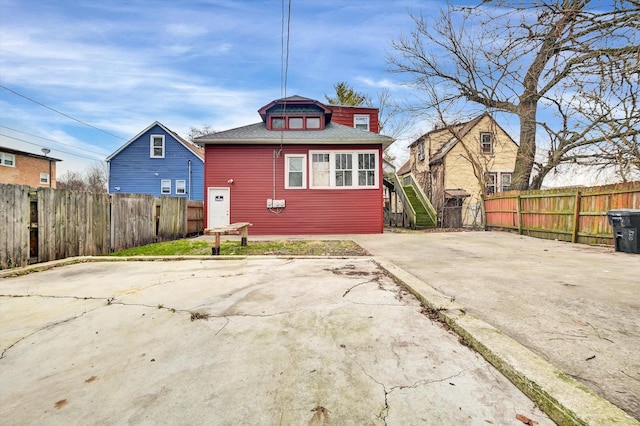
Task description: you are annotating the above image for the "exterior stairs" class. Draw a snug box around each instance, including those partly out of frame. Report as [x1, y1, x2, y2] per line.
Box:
[402, 185, 437, 228]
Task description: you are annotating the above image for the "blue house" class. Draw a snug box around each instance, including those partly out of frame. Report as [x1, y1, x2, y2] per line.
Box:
[107, 122, 205, 200]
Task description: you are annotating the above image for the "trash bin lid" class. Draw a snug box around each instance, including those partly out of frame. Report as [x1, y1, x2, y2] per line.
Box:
[607, 209, 640, 216]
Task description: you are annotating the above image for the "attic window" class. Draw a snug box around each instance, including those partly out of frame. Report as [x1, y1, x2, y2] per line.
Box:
[480, 132, 493, 154]
[417, 141, 425, 161]
[270, 115, 323, 130]
[306, 117, 320, 129]
[354, 115, 370, 131]
[289, 117, 303, 129]
[150, 135, 165, 158]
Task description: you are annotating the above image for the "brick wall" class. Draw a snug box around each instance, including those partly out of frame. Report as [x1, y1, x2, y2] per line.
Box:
[0, 152, 57, 188]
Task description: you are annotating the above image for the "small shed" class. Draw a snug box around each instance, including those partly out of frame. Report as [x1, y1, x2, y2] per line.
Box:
[443, 189, 470, 228]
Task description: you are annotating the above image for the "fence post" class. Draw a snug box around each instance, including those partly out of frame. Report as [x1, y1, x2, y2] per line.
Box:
[516, 194, 523, 235]
[571, 191, 582, 243]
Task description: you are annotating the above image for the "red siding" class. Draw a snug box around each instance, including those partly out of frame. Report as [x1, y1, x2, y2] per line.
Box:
[328, 106, 380, 133]
[204, 144, 383, 235]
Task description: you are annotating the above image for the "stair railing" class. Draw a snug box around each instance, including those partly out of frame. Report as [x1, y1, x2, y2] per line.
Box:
[406, 173, 438, 226]
[392, 173, 417, 229]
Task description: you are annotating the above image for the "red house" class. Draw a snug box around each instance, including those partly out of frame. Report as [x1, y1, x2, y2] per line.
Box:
[196, 95, 394, 235]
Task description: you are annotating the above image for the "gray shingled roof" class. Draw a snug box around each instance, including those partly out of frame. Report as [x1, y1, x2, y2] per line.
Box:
[195, 122, 394, 148]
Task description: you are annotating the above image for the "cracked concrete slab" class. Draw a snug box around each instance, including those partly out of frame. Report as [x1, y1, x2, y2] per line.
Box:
[0, 258, 552, 425]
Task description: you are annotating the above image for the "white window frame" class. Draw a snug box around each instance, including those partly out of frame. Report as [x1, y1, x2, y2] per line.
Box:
[150, 135, 165, 158]
[0, 152, 15, 167]
[285, 154, 307, 189]
[161, 179, 171, 194]
[354, 114, 370, 131]
[309, 150, 379, 190]
[480, 132, 494, 155]
[501, 173, 512, 192]
[485, 172, 497, 195]
[176, 179, 186, 194]
[358, 152, 377, 186]
[40, 172, 50, 184]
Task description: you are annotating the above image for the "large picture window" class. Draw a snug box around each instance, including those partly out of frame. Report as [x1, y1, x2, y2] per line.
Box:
[309, 150, 378, 189]
[285, 154, 306, 189]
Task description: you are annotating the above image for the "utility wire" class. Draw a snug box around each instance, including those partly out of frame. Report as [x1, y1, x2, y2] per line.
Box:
[0, 124, 110, 157]
[0, 133, 105, 161]
[0, 84, 126, 141]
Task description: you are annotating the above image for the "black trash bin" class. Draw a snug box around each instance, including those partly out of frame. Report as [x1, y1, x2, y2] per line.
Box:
[607, 209, 640, 254]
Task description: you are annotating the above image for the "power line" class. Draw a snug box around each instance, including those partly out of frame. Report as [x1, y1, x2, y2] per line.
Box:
[0, 133, 105, 162]
[0, 124, 109, 157]
[0, 84, 126, 141]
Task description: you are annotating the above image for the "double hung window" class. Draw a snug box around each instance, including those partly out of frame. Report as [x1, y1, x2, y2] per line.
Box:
[150, 135, 165, 158]
[285, 155, 307, 189]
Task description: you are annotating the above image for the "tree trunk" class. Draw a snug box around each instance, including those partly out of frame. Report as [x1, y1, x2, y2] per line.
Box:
[512, 101, 538, 190]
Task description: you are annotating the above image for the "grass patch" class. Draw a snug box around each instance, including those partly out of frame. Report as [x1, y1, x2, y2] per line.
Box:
[108, 239, 211, 256]
[109, 239, 369, 257]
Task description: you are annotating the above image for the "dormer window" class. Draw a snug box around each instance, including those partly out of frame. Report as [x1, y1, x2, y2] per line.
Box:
[261, 96, 332, 130]
[289, 117, 303, 129]
[269, 115, 323, 130]
[306, 117, 320, 129]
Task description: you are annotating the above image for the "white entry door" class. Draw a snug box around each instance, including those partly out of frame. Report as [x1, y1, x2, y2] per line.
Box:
[208, 187, 230, 227]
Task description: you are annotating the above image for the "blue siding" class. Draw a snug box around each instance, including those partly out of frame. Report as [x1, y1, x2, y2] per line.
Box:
[108, 124, 204, 200]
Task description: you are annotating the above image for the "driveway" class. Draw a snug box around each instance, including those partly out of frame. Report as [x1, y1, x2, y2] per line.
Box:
[349, 231, 640, 421]
[0, 258, 551, 425]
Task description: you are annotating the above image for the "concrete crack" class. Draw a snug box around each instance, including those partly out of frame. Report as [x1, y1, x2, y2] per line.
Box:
[0, 294, 107, 301]
[0, 305, 104, 360]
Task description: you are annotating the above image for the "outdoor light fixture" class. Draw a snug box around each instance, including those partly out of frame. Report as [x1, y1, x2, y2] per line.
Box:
[227, 179, 234, 184]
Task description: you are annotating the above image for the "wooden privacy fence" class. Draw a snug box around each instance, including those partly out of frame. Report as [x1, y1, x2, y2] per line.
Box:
[484, 181, 640, 246]
[0, 184, 204, 269]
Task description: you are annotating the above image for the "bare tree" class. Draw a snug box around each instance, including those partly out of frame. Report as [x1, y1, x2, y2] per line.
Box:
[57, 163, 108, 193]
[188, 125, 215, 143]
[388, 0, 640, 189]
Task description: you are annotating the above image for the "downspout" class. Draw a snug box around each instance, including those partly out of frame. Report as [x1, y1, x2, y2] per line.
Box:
[188, 159, 192, 200]
[49, 159, 52, 188]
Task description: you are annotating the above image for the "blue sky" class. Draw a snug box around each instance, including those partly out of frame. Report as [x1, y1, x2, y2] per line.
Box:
[2, 0, 467, 175]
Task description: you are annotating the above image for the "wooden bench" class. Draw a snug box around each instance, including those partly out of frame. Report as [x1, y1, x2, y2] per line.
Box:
[204, 222, 252, 255]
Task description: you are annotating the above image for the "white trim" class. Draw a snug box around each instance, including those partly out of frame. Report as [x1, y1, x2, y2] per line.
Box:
[284, 154, 307, 189]
[106, 121, 204, 162]
[0, 152, 15, 167]
[480, 132, 494, 155]
[161, 179, 171, 194]
[176, 179, 186, 194]
[150, 134, 165, 158]
[309, 149, 379, 190]
[354, 114, 370, 131]
[40, 172, 50, 184]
